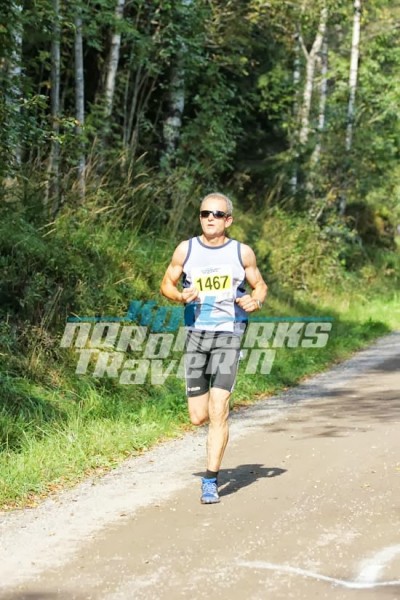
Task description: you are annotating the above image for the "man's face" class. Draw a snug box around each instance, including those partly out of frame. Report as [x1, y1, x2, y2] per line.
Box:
[199, 197, 233, 237]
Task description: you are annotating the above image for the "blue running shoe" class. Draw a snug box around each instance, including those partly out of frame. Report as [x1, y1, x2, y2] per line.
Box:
[201, 477, 220, 504]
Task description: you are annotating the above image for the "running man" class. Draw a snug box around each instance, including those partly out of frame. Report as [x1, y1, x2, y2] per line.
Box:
[160, 193, 268, 503]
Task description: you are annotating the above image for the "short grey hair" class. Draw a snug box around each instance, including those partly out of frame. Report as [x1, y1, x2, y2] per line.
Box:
[200, 193, 233, 215]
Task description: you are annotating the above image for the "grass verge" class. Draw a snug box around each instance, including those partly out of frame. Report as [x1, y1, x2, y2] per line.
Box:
[1, 290, 398, 510]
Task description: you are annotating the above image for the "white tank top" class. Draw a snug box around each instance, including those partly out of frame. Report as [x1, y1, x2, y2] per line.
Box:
[182, 236, 248, 334]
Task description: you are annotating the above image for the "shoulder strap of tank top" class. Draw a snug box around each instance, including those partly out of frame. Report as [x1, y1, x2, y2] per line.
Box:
[236, 240, 245, 268]
[183, 238, 193, 267]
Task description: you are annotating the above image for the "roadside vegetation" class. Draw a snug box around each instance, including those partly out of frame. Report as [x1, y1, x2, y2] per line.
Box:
[1, 203, 399, 509]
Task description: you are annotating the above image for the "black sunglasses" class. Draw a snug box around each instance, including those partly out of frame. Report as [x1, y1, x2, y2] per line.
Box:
[200, 210, 229, 219]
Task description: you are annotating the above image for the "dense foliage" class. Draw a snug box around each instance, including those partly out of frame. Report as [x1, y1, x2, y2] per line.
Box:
[0, 0, 398, 225]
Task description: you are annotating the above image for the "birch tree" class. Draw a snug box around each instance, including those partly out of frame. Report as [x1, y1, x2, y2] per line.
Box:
[298, 4, 328, 145]
[7, 1, 23, 169]
[104, 0, 126, 119]
[47, 0, 61, 214]
[312, 38, 328, 165]
[74, 5, 85, 199]
[290, 29, 301, 194]
[307, 36, 328, 207]
[162, 54, 186, 164]
[161, 0, 193, 167]
[345, 0, 361, 151]
[291, 4, 327, 195]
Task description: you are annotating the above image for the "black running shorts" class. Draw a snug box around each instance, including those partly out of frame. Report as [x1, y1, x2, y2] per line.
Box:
[184, 330, 242, 397]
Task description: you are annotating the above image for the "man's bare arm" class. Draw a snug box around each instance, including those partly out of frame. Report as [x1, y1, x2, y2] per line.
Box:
[236, 244, 268, 313]
[160, 241, 199, 304]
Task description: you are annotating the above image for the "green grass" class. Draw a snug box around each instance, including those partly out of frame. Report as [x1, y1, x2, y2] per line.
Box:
[0, 289, 398, 510]
[0, 374, 190, 508]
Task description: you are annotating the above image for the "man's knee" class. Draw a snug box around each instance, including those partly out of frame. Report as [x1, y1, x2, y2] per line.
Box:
[188, 392, 209, 426]
[209, 409, 229, 426]
[209, 393, 230, 425]
[190, 413, 208, 426]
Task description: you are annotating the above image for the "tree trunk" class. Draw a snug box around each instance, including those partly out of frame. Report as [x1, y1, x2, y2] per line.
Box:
[161, 0, 192, 168]
[162, 55, 185, 163]
[104, 0, 126, 119]
[8, 1, 23, 169]
[312, 38, 328, 164]
[122, 7, 143, 153]
[74, 7, 85, 199]
[346, 0, 361, 151]
[307, 35, 329, 205]
[290, 29, 301, 194]
[298, 5, 328, 146]
[47, 0, 61, 214]
[125, 62, 143, 149]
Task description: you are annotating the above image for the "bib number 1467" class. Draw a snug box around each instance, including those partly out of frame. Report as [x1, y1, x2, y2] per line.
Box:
[195, 274, 230, 292]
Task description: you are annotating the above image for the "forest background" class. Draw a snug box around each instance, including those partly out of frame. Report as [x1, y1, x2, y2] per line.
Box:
[0, 0, 399, 509]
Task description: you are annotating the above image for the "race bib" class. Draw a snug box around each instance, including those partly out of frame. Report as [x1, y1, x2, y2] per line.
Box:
[192, 265, 233, 301]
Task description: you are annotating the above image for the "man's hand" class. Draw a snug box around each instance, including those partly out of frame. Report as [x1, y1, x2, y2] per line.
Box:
[236, 294, 260, 313]
[181, 286, 200, 304]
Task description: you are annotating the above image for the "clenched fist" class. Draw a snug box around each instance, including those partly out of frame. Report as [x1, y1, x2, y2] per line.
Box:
[181, 286, 200, 304]
[236, 294, 260, 313]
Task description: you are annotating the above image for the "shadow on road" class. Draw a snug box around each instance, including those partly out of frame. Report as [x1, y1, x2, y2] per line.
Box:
[270, 382, 399, 438]
[258, 351, 400, 438]
[194, 463, 287, 497]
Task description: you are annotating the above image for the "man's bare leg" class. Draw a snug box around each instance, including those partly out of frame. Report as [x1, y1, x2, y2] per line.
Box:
[187, 388, 230, 467]
[207, 387, 231, 472]
[188, 388, 230, 503]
